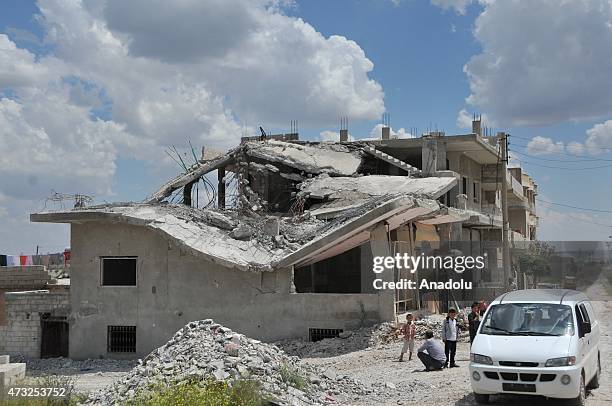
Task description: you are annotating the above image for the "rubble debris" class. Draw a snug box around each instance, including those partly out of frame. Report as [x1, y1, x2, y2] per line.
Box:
[244, 140, 363, 176]
[277, 316, 469, 360]
[230, 224, 254, 240]
[85, 320, 369, 405]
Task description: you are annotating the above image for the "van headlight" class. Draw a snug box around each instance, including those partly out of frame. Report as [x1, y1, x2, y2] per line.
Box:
[545, 356, 576, 367]
[470, 353, 493, 365]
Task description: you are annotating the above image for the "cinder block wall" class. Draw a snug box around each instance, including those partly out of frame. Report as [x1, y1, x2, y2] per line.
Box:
[0, 291, 69, 358]
[0, 266, 51, 291]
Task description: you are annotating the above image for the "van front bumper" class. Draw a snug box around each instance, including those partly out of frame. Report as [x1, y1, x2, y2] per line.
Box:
[469, 363, 582, 399]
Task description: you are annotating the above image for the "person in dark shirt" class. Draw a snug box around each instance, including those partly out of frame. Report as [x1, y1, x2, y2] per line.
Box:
[468, 302, 481, 344]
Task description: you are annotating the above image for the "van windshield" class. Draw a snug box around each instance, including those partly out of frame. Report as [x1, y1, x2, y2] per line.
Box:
[480, 303, 574, 336]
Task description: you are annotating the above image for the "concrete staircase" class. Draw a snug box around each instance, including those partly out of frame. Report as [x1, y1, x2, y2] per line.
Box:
[0, 355, 26, 392]
[364, 146, 422, 175]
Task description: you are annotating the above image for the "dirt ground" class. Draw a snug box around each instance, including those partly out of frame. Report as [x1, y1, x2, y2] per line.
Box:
[302, 272, 612, 405]
[21, 272, 612, 405]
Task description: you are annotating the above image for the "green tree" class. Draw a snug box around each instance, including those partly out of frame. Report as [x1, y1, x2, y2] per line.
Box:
[515, 241, 555, 288]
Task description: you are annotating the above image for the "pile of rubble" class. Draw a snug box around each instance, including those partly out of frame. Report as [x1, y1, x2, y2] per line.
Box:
[277, 323, 397, 358]
[86, 320, 369, 405]
[413, 313, 470, 342]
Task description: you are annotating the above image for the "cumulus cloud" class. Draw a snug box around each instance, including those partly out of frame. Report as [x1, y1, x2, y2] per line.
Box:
[526, 136, 565, 155]
[456, 108, 494, 131]
[0, 0, 385, 251]
[431, 0, 473, 15]
[585, 119, 612, 154]
[464, 0, 612, 126]
[369, 123, 414, 139]
[319, 130, 354, 142]
[566, 141, 586, 156]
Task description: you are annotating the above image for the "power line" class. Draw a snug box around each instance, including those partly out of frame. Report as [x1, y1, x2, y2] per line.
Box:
[537, 198, 612, 213]
[510, 149, 612, 163]
[514, 158, 612, 170]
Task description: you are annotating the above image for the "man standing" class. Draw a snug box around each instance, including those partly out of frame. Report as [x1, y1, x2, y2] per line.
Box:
[441, 308, 459, 368]
[416, 330, 446, 371]
[468, 302, 481, 345]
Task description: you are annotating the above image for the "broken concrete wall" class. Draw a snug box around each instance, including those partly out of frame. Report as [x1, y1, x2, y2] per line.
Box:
[69, 222, 388, 359]
[0, 290, 69, 358]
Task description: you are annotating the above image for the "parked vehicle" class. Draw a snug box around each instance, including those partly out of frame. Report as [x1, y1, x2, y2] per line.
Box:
[469, 289, 600, 405]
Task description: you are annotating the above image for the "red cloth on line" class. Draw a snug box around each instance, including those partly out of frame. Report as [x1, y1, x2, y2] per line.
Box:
[20, 255, 27, 266]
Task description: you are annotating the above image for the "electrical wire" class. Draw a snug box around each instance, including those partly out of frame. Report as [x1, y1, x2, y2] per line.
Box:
[537, 199, 612, 213]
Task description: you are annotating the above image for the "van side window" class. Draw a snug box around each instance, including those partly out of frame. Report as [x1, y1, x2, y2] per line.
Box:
[575, 305, 585, 337]
[579, 303, 590, 324]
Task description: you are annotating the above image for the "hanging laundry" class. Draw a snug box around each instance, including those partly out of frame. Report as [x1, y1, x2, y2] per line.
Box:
[25, 256, 33, 266]
[33, 255, 43, 265]
[42, 255, 50, 267]
[20, 255, 27, 266]
[0, 255, 6, 267]
[6, 255, 18, 266]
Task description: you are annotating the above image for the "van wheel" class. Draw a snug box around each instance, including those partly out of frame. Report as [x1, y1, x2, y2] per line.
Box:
[572, 374, 586, 406]
[588, 355, 601, 389]
[474, 393, 489, 404]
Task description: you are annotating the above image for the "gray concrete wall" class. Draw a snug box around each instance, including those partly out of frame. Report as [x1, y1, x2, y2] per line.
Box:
[69, 222, 389, 359]
[0, 290, 69, 358]
[0, 266, 51, 291]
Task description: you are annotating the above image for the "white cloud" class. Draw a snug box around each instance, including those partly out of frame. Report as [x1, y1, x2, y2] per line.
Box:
[464, 0, 612, 126]
[319, 130, 354, 142]
[0, 0, 386, 251]
[456, 108, 494, 131]
[526, 136, 565, 155]
[431, 0, 473, 15]
[566, 141, 586, 156]
[537, 197, 612, 240]
[369, 123, 414, 139]
[585, 119, 612, 154]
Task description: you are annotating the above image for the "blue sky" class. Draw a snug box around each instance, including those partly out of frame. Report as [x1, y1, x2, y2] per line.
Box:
[1, 0, 612, 253]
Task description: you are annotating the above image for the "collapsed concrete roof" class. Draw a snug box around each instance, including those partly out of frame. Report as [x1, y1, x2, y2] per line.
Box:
[32, 139, 463, 271]
[31, 195, 444, 272]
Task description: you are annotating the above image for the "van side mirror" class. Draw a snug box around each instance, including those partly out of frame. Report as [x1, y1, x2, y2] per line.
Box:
[582, 321, 591, 335]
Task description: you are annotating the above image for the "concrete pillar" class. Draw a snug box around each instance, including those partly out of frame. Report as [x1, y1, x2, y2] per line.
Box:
[370, 222, 395, 321]
[382, 126, 390, 140]
[340, 129, 349, 142]
[422, 137, 438, 175]
[218, 168, 226, 209]
[472, 118, 482, 136]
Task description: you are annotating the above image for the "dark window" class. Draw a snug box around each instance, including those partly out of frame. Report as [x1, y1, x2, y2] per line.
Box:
[101, 257, 137, 286]
[462, 177, 468, 194]
[107, 325, 136, 352]
[309, 328, 343, 342]
[294, 246, 361, 293]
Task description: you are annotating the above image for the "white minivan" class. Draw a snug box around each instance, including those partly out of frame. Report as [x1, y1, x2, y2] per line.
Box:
[469, 289, 600, 405]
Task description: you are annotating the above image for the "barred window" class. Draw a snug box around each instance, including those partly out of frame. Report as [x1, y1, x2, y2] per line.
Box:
[309, 328, 343, 342]
[107, 325, 136, 352]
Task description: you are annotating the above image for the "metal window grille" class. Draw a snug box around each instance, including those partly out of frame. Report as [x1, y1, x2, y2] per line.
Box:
[107, 326, 136, 352]
[308, 328, 343, 342]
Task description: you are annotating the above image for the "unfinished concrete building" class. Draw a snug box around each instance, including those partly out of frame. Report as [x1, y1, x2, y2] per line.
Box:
[32, 138, 473, 359]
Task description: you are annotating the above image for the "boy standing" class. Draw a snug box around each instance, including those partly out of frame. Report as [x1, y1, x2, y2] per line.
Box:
[441, 308, 459, 368]
[468, 302, 481, 344]
[399, 313, 416, 362]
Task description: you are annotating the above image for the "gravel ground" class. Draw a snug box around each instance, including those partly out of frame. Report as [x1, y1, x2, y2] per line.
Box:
[17, 271, 611, 405]
[300, 271, 612, 405]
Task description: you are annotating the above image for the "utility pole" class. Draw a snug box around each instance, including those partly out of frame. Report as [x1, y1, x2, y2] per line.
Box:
[500, 133, 511, 288]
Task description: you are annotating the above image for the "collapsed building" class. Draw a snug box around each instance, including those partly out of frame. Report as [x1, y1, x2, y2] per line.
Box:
[31, 138, 466, 359]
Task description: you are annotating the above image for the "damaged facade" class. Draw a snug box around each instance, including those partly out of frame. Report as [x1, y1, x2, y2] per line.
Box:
[31, 122, 537, 360]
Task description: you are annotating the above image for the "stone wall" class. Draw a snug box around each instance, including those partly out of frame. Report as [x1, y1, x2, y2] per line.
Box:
[0, 290, 70, 358]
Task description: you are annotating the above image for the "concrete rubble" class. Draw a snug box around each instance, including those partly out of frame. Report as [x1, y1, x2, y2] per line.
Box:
[85, 320, 371, 405]
[277, 315, 469, 359]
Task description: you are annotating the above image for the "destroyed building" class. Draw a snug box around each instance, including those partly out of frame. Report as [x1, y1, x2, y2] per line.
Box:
[30, 124, 538, 360]
[31, 138, 462, 359]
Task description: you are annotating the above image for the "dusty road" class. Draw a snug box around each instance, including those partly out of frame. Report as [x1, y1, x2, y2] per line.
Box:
[303, 272, 612, 405]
